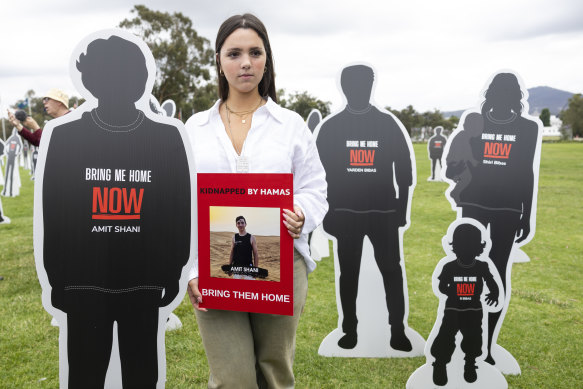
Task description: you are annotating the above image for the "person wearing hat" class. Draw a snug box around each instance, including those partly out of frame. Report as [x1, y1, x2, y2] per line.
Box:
[7, 88, 70, 147]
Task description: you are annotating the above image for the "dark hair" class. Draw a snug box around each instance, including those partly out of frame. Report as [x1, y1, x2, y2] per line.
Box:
[76, 36, 148, 103]
[215, 14, 277, 102]
[236, 216, 246, 223]
[481, 73, 523, 116]
[450, 224, 486, 258]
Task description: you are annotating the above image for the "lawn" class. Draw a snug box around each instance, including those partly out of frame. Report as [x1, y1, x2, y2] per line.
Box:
[1, 142, 582, 388]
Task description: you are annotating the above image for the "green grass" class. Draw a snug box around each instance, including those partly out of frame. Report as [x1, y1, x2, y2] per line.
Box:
[1, 142, 582, 388]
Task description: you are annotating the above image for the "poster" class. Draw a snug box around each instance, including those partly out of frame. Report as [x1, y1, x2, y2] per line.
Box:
[197, 173, 294, 315]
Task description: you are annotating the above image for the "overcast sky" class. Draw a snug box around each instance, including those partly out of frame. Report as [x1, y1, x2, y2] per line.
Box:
[1, 0, 582, 117]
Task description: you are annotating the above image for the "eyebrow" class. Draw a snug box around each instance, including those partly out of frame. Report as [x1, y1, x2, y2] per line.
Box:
[225, 46, 264, 52]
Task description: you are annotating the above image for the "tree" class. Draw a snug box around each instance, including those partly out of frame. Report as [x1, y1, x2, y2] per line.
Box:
[386, 105, 421, 134]
[447, 115, 459, 130]
[560, 94, 583, 137]
[539, 108, 551, 127]
[278, 89, 331, 120]
[119, 5, 216, 120]
[385, 105, 458, 137]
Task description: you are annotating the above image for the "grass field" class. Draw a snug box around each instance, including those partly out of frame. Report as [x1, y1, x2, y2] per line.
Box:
[1, 142, 582, 388]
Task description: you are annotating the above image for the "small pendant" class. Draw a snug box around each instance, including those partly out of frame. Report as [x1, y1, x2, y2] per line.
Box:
[236, 155, 249, 173]
[242, 119, 246, 124]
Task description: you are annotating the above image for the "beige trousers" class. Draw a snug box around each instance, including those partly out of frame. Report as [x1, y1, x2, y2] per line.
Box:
[195, 251, 308, 389]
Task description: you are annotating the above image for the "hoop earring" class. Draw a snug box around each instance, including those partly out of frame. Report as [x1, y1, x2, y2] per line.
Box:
[264, 66, 267, 74]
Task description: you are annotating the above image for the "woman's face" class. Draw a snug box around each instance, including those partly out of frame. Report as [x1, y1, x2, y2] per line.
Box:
[219, 28, 267, 97]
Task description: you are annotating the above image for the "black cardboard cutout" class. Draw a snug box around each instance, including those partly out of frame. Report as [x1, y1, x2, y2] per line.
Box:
[427, 126, 447, 181]
[315, 63, 424, 357]
[407, 219, 507, 388]
[441, 70, 542, 375]
[2, 129, 23, 197]
[33, 30, 195, 388]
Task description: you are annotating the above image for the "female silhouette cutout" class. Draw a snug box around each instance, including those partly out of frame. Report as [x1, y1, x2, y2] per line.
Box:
[444, 71, 541, 368]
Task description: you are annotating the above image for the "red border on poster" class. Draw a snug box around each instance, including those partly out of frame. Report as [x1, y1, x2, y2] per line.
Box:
[197, 173, 294, 315]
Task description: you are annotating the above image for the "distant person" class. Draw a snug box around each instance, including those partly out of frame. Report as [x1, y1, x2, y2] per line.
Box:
[40, 34, 191, 387]
[431, 223, 501, 386]
[444, 72, 540, 365]
[427, 126, 447, 180]
[229, 216, 259, 280]
[7, 88, 70, 147]
[317, 64, 414, 351]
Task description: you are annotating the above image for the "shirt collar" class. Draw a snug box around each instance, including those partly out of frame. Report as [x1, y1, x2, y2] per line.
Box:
[194, 97, 284, 126]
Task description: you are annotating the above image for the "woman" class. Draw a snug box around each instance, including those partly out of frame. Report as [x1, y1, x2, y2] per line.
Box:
[444, 72, 540, 365]
[185, 14, 328, 388]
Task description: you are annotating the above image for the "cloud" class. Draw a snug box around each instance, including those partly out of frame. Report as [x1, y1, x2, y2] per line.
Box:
[1, 0, 582, 114]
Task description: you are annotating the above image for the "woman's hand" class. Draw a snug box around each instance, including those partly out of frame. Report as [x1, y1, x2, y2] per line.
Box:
[283, 206, 305, 239]
[187, 278, 207, 312]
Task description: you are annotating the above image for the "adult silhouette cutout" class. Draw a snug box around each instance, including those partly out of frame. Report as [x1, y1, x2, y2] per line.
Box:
[427, 126, 447, 181]
[442, 71, 542, 374]
[315, 64, 423, 357]
[407, 219, 506, 389]
[2, 129, 23, 197]
[35, 31, 193, 388]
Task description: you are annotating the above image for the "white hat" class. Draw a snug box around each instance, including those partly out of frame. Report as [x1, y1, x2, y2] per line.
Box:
[44, 89, 69, 109]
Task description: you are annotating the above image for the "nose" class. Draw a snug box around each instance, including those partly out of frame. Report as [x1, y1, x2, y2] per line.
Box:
[241, 54, 251, 69]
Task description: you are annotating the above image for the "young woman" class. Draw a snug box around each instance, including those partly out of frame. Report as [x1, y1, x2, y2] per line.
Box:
[185, 14, 328, 388]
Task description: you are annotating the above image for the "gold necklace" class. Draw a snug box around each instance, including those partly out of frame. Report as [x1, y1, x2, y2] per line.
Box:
[225, 98, 263, 124]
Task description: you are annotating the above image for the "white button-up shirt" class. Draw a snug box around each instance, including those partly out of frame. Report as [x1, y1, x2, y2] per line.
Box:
[185, 98, 328, 279]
